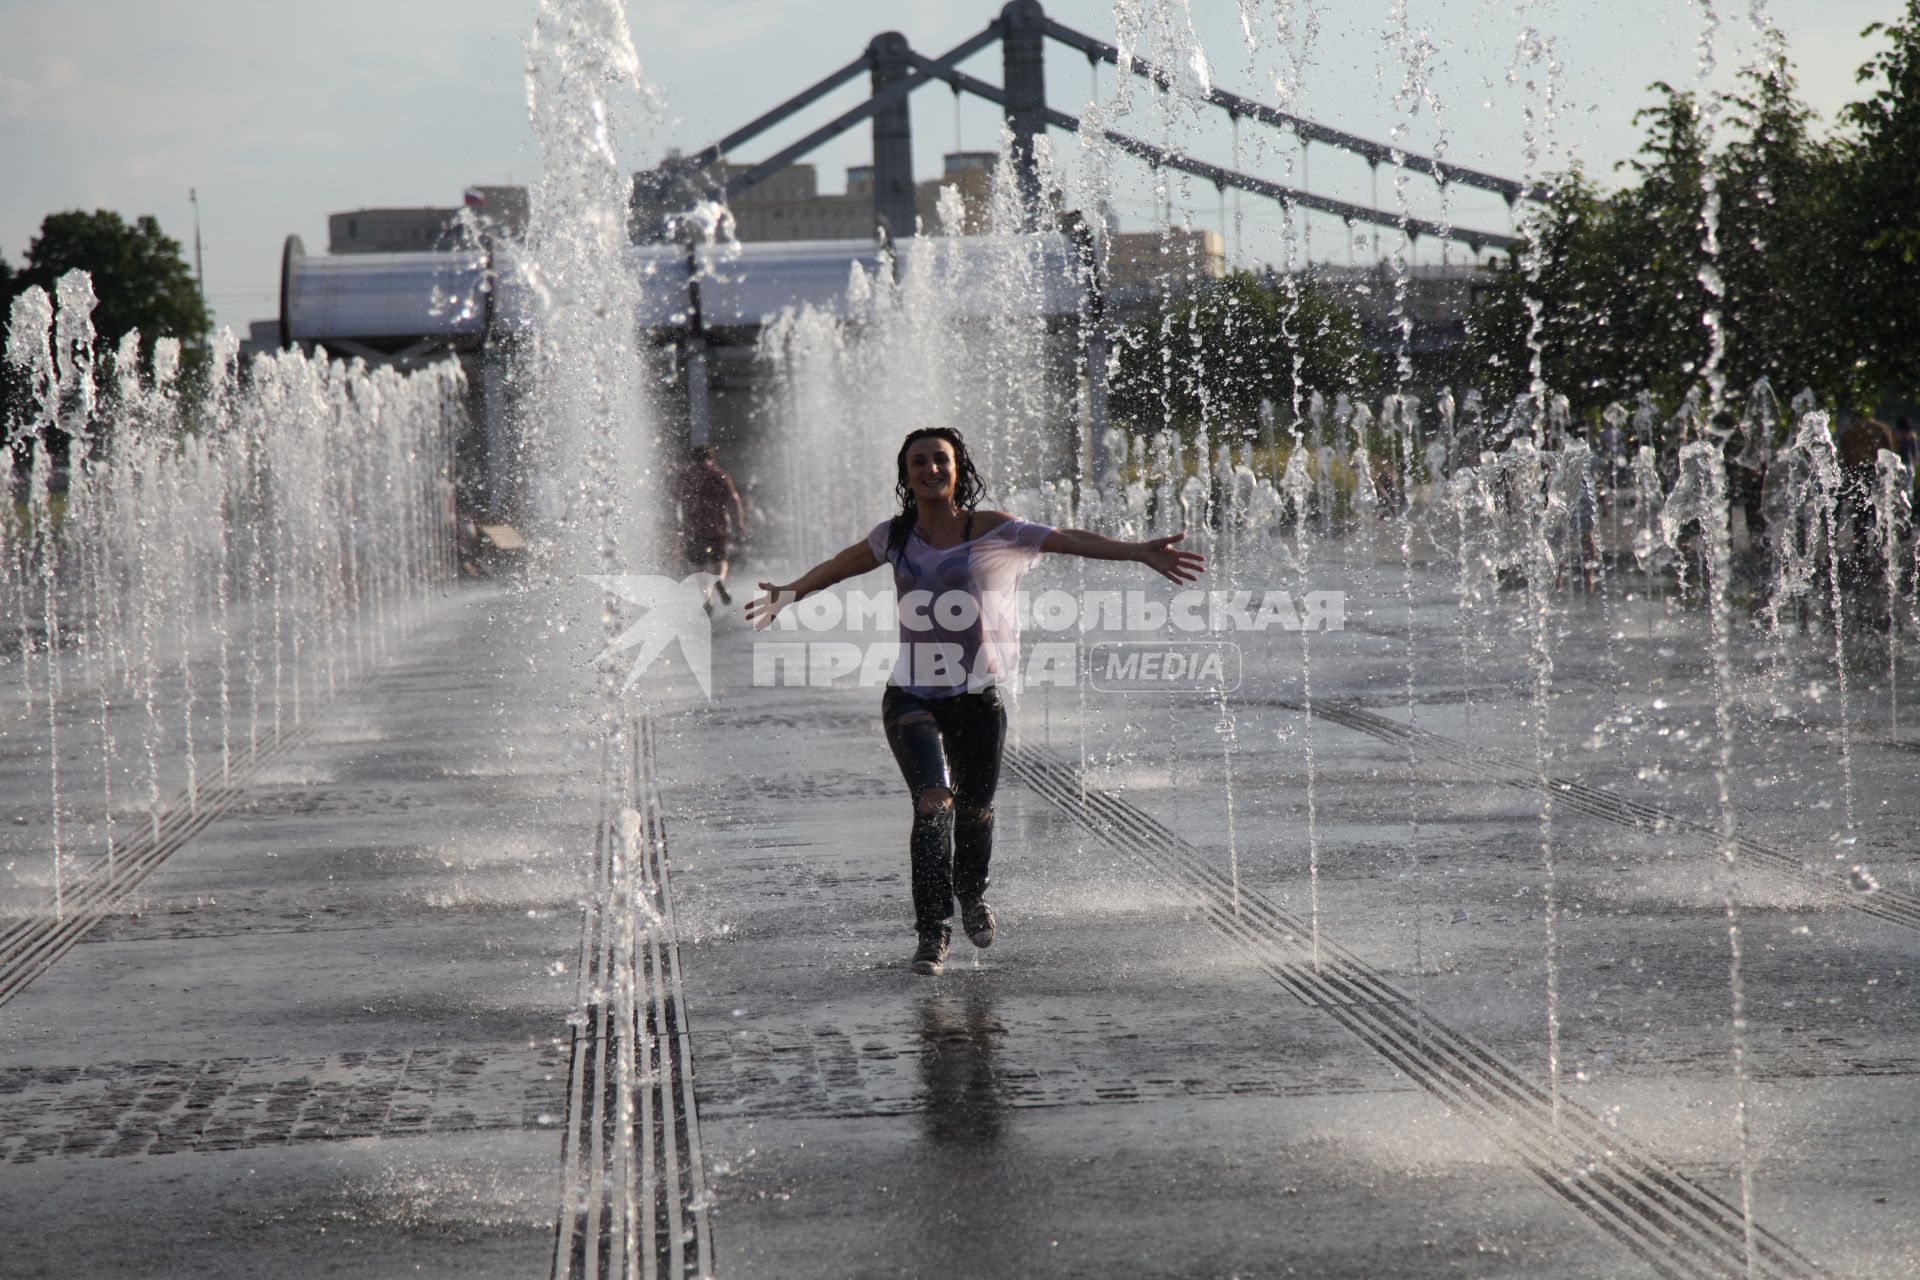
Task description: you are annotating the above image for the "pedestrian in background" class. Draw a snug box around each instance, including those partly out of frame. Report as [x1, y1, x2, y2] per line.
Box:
[678, 444, 747, 612]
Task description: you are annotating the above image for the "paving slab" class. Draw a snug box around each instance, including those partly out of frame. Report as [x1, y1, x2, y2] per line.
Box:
[0, 545, 1915, 1277]
[654, 549, 1918, 1280]
[1, 585, 584, 1278]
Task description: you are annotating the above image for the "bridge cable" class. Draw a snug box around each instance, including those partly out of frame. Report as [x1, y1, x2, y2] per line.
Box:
[1042, 18, 1545, 204]
[902, 50, 1515, 252]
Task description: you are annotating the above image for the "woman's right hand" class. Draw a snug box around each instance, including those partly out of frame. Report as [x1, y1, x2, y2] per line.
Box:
[744, 541, 878, 631]
[744, 583, 797, 630]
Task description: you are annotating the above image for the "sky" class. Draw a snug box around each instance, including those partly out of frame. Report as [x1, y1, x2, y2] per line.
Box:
[1, 0, 1903, 334]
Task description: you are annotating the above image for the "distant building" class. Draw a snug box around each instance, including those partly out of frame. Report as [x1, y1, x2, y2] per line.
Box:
[914, 152, 995, 234]
[327, 186, 529, 254]
[463, 186, 531, 239]
[629, 152, 1000, 244]
[329, 208, 460, 255]
[250, 184, 528, 367]
[727, 162, 873, 242]
[1102, 228, 1227, 298]
[237, 318, 283, 362]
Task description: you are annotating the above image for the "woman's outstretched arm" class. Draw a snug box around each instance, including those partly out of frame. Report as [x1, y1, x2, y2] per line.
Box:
[1040, 528, 1206, 584]
[744, 538, 883, 628]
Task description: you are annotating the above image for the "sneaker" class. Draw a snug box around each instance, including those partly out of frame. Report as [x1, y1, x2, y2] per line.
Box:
[959, 898, 996, 949]
[910, 925, 950, 976]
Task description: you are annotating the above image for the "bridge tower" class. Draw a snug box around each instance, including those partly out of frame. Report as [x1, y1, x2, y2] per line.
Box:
[1001, 0, 1049, 223]
[868, 33, 917, 240]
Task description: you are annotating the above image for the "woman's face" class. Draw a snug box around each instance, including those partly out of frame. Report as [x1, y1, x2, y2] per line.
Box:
[905, 437, 957, 506]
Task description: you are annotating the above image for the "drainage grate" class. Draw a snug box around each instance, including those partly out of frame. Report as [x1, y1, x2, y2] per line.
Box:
[551, 712, 713, 1280]
[1008, 744, 1821, 1280]
[0, 715, 337, 1008]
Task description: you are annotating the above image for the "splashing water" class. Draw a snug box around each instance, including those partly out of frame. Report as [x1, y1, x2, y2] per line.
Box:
[1281, 443, 1322, 969]
[3, 278, 461, 927]
[1778, 414, 1859, 845]
[1872, 450, 1913, 731]
[1659, 438, 1756, 1277]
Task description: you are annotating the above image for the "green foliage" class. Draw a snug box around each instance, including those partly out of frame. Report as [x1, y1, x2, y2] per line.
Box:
[1716, 59, 1862, 404]
[1462, 89, 1762, 409]
[1108, 270, 1377, 435]
[1453, 169, 1633, 404]
[2, 210, 208, 454]
[12, 210, 210, 356]
[1464, 15, 1920, 429]
[1614, 87, 1715, 395]
[1842, 0, 1920, 392]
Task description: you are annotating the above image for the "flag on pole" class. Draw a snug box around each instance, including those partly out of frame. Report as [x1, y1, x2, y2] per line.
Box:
[464, 189, 486, 208]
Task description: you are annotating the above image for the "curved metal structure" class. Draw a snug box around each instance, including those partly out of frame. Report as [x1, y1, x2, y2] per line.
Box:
[281, 233, 1090, 351]
[281, 235, 491, 364]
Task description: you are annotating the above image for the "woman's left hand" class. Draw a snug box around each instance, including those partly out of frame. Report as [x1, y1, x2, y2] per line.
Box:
[1139, 533, 1206, 583]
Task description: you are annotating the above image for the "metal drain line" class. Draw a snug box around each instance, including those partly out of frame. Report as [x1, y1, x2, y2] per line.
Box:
[0, 712, 340, 1008]
[551, 711, 713, 1280]
[1008, 745, 1819, 1280]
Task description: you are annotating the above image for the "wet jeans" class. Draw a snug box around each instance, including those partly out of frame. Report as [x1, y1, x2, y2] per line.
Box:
[881, 685, 1007, 933]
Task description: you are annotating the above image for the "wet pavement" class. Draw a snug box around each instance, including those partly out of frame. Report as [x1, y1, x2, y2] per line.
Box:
[2, 559, 1916, 1277]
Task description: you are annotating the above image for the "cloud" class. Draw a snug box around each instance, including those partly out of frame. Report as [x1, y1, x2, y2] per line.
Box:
[630, 0, 794, 55]
[0, 55, 85, 121]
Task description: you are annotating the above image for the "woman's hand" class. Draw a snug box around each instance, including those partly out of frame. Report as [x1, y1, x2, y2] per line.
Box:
[744, 583, 798, 630]
[1139, 533, 1206, 584]
[742, 541, 881, 630]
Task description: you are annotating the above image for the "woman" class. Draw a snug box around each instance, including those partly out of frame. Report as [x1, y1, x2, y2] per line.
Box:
[745, 427, 1204, 976]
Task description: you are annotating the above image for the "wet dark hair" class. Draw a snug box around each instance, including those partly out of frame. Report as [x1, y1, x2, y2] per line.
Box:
[690, 444, 716, 464]
[885, 427, 986, 566]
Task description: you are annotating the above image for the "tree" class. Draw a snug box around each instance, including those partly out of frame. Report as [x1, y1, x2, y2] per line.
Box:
[1455, 90, 1722, 421]
[1458, 72, 1867, 439]
[1611, 85, 1716, 405]
[2, 211, 208, 458]
[1717, 58, 1861, 407]
[1108, 271, 1376, 436]
[1842, 0, 1920, 397]
[1453, 168, 1632, 407]
[13, 210, 209, 359]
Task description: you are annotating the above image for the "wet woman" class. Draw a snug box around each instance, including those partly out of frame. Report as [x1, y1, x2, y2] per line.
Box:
[745, 427, 1204, 976]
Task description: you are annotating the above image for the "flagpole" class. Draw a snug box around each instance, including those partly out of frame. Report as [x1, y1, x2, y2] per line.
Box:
[190, 187, 206, 307]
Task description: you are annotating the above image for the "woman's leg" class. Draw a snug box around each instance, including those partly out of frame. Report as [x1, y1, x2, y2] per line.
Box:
[941, 686, 1008, 907]
[882, 688, 956, 934]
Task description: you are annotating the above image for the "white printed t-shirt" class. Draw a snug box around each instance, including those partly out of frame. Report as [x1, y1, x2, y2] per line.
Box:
[866, 516, 1054, 698]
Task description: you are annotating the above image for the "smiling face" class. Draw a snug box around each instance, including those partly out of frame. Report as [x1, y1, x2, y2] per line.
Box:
[905, 436, 958, 508]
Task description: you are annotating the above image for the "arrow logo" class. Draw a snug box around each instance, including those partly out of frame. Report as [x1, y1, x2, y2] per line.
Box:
[582, 573, 718, 699]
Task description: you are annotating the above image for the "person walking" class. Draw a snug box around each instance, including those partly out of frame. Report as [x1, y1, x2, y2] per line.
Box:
[745, 426, 1204, 976]
[678, 445, 747, 611]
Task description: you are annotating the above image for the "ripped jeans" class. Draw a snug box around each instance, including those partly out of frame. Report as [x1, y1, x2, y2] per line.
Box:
[881, 684, 1008, 933]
